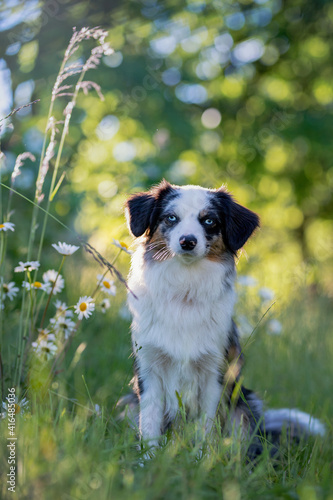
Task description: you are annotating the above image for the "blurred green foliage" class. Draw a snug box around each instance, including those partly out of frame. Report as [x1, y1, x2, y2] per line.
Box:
[0, 0, 332, 297]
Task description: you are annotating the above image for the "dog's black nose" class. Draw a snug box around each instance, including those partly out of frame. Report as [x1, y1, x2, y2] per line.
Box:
[179, 235, 197, 251]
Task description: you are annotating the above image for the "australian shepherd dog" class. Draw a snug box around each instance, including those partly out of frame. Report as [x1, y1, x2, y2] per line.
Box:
[122, 180, 324, 457]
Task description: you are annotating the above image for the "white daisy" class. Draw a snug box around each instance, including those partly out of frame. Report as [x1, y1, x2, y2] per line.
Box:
[22, 281, 52, 293]
[111, 239, 133, 255]
[237, 314, 254, 337]
[42, 269, 65, 295]
[1, 397, 29, 418]
[36, 328, 56, 343]
[0, 222, 15, 232]
[2, 281, 19, 301]
[259, 287, 275, 302]
[97, 274, 116, 295]
[100, 298, 111, 313]
[52, 242, 80, 256]
[267, 319, 282, 335]
[74, 296, 95, 320]
[50, 316, 76, 339]
[54, 300, 73, 317]
[238, 275, 258, 287]
[32, 339, 58, 359]
[14, 261, 40, 273]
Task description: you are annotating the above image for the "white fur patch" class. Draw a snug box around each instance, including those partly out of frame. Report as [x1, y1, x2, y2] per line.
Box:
[264, 408, 326, 436]
[164, 187, 211, 259]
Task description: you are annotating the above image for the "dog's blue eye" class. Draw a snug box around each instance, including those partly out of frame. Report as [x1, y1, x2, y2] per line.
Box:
[166, 215, 177, 223]
[204, 218, 215, 226]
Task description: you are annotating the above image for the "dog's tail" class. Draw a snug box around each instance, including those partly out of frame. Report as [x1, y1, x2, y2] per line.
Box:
[233, 389, 326, 460]
[262, 408, 326, 440]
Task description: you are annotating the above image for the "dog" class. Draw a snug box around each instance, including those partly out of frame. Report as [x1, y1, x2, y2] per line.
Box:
[122, 180, 325, 457]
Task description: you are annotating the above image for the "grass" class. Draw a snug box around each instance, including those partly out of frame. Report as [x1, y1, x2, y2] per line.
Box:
[0, 293, 332, 500]
[0, 25, 332, 500]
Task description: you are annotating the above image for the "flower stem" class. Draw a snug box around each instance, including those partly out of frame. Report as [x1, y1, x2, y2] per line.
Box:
[35, 70, 88, 270]
[40, 256, 66, 328]
[91, 248, 122, 298]
[26, 54, 68, 264]
[46, 248, 122, 387]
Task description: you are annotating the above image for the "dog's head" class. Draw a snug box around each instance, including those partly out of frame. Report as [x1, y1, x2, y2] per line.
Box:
[125, 180, 259, 262]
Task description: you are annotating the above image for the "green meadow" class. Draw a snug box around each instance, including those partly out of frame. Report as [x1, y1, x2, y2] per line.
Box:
[0, 0, 332, 498]
[0, 293, 332, 499]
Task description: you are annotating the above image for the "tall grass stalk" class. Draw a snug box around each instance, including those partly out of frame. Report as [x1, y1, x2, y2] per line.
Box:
[12, 27, 113, 388]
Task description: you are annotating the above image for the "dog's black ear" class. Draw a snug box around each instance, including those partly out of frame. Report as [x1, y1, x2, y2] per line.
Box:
[126, 180, 176, 238]
[126, 193, 156, 237]
[215, 189, 260, 252]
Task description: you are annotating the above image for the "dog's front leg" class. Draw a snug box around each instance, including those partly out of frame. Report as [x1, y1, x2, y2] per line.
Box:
[200, 372, 223, 436]
[139, 374, 164, 448]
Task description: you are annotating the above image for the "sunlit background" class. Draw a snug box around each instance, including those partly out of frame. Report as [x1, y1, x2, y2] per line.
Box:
[1, 0, 332, 298]
[0, 3, 333, 496]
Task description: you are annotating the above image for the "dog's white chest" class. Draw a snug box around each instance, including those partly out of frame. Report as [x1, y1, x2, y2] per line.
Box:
[128, 248, 236, 361]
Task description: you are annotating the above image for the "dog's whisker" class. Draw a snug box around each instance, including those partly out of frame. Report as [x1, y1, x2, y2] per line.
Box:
[156, 250, 169, 261]
[163, 249, 174, 261]
[153, 248, 169, 260]
[147, 240, 166, 250]
[158, 249, 174, 261]
[147, 242, 165, 251]
[154, 250, 169, 261]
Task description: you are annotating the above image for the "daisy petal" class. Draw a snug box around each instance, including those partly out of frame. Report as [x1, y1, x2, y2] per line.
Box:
[52, 242, 80, 256]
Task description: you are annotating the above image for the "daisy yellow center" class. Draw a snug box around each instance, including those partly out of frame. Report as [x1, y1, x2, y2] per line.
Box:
[80, 302, 87, 312]
[120, 241, 128, 249]
[103, 280, 110, 289]
[34, 281, 42, 288]
[0, 224, 4, 229]
[14, 404, 20, 414]
[3, 284, 8, 292]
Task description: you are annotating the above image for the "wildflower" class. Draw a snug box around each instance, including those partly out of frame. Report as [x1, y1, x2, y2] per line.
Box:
[267, 319, 282, 335]
[36, 328, 56, 343]
[94, 404, 102, 417]
[259, 287, 275, 302]
[52, 241, 80, 256]
[100, 298, 111, 313]
[22, 281, 52, 293]
[1, 397, 29, 418]
[54, 300, 73, 317]
[14, 261, 40, 272]
[238, 275, 258, 287]
[237, 314, 253, 337]
[97, 274, 116, 295]
[43, 269, 65, 295]
[32, 338, 57, 359]
[111, 239, 133, 255]
[2, 281, 19, 301]
[0, 222, 15, 232]
[50, 316, 76, 339]
[74, 296, 95, 320]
